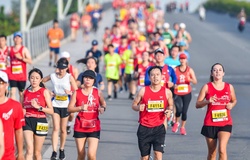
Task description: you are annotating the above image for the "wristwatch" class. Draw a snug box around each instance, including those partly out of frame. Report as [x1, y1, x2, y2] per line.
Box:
[38, 106, 43, 112]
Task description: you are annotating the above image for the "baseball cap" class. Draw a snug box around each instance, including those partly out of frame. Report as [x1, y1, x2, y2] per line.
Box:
[163, 23, 170, 29]
[179, 23, 186, 29]
[82, 70, 96, 79]
[138, 35, 146, 41]
[92, 40, 98, 46]
[0, 71, 8, 83]
[154, 48, 164, 55]
[13, 32, 22, 38]
[178, 41, 186, 47]
[179, 53, 187, 59]
[56, 58, 69, 69]
[60, 51, 70, 58]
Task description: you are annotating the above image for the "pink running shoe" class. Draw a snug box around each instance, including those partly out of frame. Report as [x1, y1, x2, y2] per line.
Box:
[180, 127, 187, 135]
[172, 122, 179, 133]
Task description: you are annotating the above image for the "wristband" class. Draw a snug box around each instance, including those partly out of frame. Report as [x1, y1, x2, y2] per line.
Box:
[101, 106, 106, 111]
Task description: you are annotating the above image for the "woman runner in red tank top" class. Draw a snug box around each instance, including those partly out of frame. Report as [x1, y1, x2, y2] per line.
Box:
[22, 68, 54, 160]
[196, 63, 237, 160]
[68, 70, 106, 160]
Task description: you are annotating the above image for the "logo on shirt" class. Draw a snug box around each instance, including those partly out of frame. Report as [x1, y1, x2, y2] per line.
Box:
[159, 96, 163, 99]
[2, 109, 13, 120]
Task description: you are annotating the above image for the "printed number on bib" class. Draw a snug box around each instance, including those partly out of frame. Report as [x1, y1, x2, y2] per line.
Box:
[212, 109, 228, 122]
[107, 62, 116, 68]
[36, 122, 48, 135]
[0, 62, 6, 70]
[12, 65, 22, 74]
[147, 100, 164, 112]
[81, 119, 96, 128]
[55, 95, 68, 101]
[177, 84, 188, 93]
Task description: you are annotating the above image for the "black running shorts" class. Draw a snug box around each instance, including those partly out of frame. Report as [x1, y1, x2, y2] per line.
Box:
[201, 125, 232, 139]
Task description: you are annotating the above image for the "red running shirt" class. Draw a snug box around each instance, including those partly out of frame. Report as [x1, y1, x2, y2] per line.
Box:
[0, 99, 24, 160]
[139, 86, 168, 127]
[23, 88, 46, 118]
[9, 46, 27, 81]
[137, 63, 152, 86]
[174, 66, 192, 95]
[204, 82, 232, 126]
[74, 88, 101, 132]
[0, 46, 9, 74]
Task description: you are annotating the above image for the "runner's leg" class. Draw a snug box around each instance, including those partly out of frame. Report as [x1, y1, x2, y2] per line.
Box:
[24, 130, 34, 160]
[87, 137, 99, 160]
[205, 137, 217, 160]
[34, 135, 46, 160]
[75, 137, 87, 160]
[59, 116, 69, 150]
[218, 131, 231, 160]
[52, 113, 60, 152]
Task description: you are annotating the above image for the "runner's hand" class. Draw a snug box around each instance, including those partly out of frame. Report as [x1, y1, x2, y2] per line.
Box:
[226, 103, 233, 110]
[208, 96, 217, 103]
[138, 104, 145, 111]
[167, 81, 174, 88]
[164, 109, 172, 118]
[64, 89, 73, 95]
[14, 53, 22, 60]
[98, 107, 105, 114]
[16, 154, 25, 160]
[31, 99, 39, 109]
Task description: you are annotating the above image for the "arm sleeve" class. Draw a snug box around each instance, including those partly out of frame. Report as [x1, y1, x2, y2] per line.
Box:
[144, 67, 152, 86]
[169, 66, 177, 84]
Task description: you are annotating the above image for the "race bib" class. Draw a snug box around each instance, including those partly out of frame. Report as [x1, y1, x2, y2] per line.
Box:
[71, 21, 78, 26]
[212, 109, 228, 122]
[55, 95, 68, 101]
[177, 84, 188, 93]
[128, 59, 133, 66]
[0, 62, 6, 70]
[164, 39, 171, 45]
[81, 119, 96, 128]
[147, 100, 164, 112]
[107, 62, 116, 68]
[36, 122, 49, 135]
[138, 57, 142, 64]
[12, 65, 22, 74]
[139, 76, 145, 86]
[51, 39, 58, 43]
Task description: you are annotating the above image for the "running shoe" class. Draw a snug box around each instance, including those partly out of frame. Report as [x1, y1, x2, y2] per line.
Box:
[114, 91, 117, 99]
[172, 122, 179, 133]
[50, 151, 57, 160]
[180, 127, 187, 135]
[67, 126, 71, 135]
[119, 87, 123, 93]
[49, 62, 52, 67]
[106, 95, 112, 101]
[59, 149, 65, 160]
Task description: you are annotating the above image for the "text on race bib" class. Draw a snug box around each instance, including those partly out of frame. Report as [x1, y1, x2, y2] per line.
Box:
[147, 100, 164, 112]
[212, 109, 228, 122]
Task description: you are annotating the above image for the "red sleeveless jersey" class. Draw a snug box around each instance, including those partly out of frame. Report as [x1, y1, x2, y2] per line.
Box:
[174, 66, 192, 95]
[0, 46, 9, 74]
[137, 63, 152, 86]
[204, 82, 232, 126]
[139, 86, 168, 127]
[134, 46, 146, 67]
[160, 65, 170, 88]
[9, 46, 27, 81]
[23, 87, 46, 118]
[74, 88, 101, 132]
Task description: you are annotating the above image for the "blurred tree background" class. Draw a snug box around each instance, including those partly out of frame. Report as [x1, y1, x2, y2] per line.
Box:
[0, 0, 78, 35]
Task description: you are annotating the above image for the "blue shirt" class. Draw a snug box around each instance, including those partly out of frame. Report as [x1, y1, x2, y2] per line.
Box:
[164, 57, 180, 69]
[77, 72, 103, 88]
[144, 65, 177, 86]
[85, 48, 102, 61]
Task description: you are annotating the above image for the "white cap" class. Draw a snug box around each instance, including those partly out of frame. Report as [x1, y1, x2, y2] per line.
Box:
[0, 71, 8, 83]
[180, 23, 186, 29]
[163, 23, 170, 29]
[60, 51, 70, 58]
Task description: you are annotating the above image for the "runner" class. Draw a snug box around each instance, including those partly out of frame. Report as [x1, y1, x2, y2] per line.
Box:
[104, 44, 122, 100]
[179, 23, 192, 44]
[68, 70, 106, 160]
[76, 56, 105, 91]
[196, 63, 237, 160]
[0, 71, 25, 160]
[171, 23, 179, 37]
[0, 35, 10, 75]
[85, 40, 102, 73]
[132, 66, 173, 160]
[81, 12, 92, 42]
[70, 13, 80, 41]
[60, 51, 79, 135]
[172, 53, 197, 135]
[164, 45, 180, 69]
[22, 68, 54, 160]
[0, 119, 4, 159]
[162, 23, 175, 51]
[47, 19, 64, 67]
[9, 32, 32, 102]
[42, 58, 77, 160]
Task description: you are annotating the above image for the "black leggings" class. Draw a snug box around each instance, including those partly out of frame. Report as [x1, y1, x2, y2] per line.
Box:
[174, 93, 192, 121]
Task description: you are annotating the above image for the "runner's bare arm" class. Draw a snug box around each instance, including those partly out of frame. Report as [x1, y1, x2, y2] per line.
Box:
[0, 120, 4, 159]
[132, 87, 145, 111]
[43, 89, 54, 115]
[15, 128, 24, 160]
[189, 68, 197, 84]
[70, 75, 78, 91]
[42, 75, 51, 83]
[68, 91, 78, 113]
[166, 89, 173, 111]
[226, 84, 237, 110]
[196, 84, 209, 108]
[73, 67, 79, 81]
[98, 91, 106, 114]
[186, 32, 192, 43]
[22, 47, 32, 64]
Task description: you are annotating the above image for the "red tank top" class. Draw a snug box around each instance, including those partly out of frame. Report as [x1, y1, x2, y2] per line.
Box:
[134, 47, 146, 67]
[204, 82, 232, 126]
[23, 87, 46, 118]
[111, 35, 121, 48]
[74, 88, 101, 132]
[161, 65, 170, 88]
[0, 46, 9, 73]
[174, 66, 192, 95]
[9, 46, 27, 81]
[70, 17, 79, 29]
[139, 86, 168, 127]
[137, 63, 152, 86]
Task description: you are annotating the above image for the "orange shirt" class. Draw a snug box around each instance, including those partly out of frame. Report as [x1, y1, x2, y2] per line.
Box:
[47, 28, 64, 48]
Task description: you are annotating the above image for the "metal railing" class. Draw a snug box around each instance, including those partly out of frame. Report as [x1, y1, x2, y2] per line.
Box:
[6, 15, 71, 59]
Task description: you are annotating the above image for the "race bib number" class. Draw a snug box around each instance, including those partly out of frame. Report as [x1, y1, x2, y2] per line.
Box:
[212, 109, 228, 122]
[147, 100, 164, 112]
[160, 79, 166, 87]
[55, 95, 68, 101]
[81, 119, 96, 128]
[139, 76, 145, 86]
[177, 84, 188, 93]
[36, 122, 49, 135]
[0, 62, 6, 70]
[138, 57, 142, 64]
[12, 65, 22, 74]
[107, 62, 116, 68]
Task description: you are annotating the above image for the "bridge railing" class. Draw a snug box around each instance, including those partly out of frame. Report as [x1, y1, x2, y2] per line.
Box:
[6, 15, 72, 59]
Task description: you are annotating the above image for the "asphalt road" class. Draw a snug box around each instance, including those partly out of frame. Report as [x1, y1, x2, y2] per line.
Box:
[36, 8, 250, 160]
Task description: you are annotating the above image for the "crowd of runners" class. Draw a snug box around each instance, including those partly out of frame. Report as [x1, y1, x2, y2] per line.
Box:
[0, 1, 238, 160]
